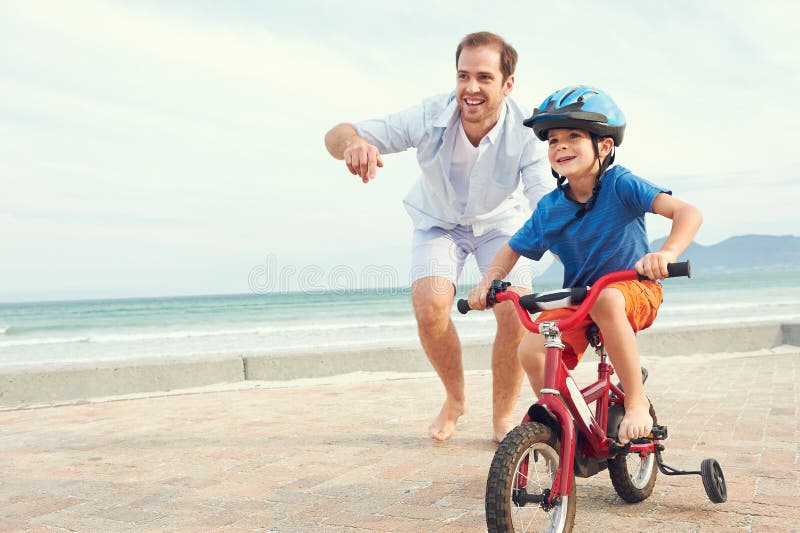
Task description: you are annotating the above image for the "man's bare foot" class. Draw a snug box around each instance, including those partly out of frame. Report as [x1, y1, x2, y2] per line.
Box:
[618, 400, 653, 444]
[493, 418, 515, 443]
[428, 398, 467, 441]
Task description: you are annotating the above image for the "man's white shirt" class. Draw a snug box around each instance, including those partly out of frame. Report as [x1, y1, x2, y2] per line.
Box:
[355, 92, 553, 236]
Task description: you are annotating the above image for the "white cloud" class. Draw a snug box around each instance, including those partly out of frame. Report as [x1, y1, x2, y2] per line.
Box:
[1, 0, 797, 298]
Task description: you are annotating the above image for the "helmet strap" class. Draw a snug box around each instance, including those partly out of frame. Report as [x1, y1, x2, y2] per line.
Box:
[550, 136, 615, 218]
[551, 168, 569, 190]
[575, 136, 612, 218]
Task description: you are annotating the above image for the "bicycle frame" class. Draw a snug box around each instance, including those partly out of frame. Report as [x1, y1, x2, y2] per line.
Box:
[494, 269, 659, 501]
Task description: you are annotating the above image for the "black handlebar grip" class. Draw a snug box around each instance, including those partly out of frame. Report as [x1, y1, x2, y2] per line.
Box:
[457, 299, 471, 314]
[667, 260, 691, 278]
[637, 260, 691, 281]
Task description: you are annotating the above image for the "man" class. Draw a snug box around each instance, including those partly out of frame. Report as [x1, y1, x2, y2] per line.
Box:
[324, 32, 551, 442]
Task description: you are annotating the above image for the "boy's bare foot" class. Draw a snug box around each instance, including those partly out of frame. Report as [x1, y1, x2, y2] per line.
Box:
[493, 418, 515, 443]
[618, 400, 653, 444]
[428, 398, 466, 441]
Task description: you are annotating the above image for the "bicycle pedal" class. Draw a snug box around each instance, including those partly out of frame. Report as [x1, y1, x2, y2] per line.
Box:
[625, 426, 668, 446]
[609, 441, 630, 454]
[649, 425, 668, 440]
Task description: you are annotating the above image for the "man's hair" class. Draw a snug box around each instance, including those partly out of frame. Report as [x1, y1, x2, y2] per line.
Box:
[455, 32, 518, 80]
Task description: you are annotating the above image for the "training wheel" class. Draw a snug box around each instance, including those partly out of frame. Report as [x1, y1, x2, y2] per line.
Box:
[700, 458, 727, 503]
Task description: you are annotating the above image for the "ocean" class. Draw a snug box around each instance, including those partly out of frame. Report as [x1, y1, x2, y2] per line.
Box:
[1, 271, 798, 368]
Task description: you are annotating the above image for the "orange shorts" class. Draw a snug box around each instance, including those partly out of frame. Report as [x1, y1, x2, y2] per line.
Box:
[534, 280, 663, 370]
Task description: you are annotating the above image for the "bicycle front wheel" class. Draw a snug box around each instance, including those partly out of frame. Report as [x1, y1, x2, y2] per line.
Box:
[486, 422, 576, 533]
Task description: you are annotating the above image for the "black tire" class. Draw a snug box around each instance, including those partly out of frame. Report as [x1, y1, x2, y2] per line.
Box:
[608, 404, 658, 503]
[701, 458, 727, 503]
[486, 422, 576, 532]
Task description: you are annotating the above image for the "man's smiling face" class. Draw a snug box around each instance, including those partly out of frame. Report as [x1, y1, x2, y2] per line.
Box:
[455, 45, 513, 131]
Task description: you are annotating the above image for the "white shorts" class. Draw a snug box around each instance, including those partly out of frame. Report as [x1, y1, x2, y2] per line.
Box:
[410, 224, 532, 289]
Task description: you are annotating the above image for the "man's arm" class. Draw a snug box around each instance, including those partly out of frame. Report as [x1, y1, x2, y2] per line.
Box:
[324, 123, 384, 183]
[324, 123, 358, 159]
[636, 192, 703, 279]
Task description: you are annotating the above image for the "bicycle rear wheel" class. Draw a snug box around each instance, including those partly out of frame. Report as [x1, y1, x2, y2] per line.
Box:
[486, 422, 576, 533]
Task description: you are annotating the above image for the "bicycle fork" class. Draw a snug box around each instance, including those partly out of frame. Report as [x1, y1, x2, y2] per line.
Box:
[526, 322, 580, 510]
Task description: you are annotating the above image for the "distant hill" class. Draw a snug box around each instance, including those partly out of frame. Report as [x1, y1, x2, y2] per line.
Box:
[652, 234, 800, 273]
[537, 234, 800, 283]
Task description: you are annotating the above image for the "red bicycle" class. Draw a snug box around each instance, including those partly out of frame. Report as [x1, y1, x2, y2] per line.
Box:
[458, 261, 726, 532]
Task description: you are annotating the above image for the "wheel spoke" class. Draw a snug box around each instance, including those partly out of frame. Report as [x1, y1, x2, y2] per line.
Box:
[533, 451, 544, 488]
[523, 507, 539, 532]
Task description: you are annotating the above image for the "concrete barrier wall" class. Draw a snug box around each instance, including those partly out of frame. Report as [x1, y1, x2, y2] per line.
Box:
[1, 322, 797, 408]
[244, 343, 495, 382]
[1, 357, 244, 407]
[637, 323, 785, 357]
[243, 323, 795, 382]
[244, 346, 430, 381]
[782, 323, 800, 347]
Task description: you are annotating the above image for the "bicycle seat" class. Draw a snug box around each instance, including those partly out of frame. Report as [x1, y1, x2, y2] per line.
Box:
[518, 287, 589, 313]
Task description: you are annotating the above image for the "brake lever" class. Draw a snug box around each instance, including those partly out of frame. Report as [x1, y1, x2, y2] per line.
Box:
[486, 280, 511, 306]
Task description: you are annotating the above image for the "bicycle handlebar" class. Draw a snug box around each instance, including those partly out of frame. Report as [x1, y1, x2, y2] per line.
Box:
[456, 298, 472, 315]
[457, 261, 691, 334]
[657, 261, 691, 279]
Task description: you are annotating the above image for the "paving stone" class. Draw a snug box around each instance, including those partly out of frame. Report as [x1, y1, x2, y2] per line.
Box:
[1, 349, 798, 531]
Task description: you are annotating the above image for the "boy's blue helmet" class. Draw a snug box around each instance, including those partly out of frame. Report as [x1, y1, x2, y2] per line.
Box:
[523, 85, 626, 146]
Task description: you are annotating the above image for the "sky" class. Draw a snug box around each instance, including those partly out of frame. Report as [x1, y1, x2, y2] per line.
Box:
[1, 0, 798, 301]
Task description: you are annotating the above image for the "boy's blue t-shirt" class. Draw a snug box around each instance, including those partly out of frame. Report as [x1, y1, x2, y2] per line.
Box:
[508, 165, 670, 287]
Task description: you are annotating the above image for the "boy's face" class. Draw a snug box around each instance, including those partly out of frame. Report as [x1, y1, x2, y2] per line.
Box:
[456, 45, 513, 127]
[547, 128, 612, 179]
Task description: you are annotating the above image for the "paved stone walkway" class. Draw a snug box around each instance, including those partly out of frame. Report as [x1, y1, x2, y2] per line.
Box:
[1, 347, 798, 532]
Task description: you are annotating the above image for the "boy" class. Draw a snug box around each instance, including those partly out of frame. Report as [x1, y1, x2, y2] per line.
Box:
[467, 85, 702, 443]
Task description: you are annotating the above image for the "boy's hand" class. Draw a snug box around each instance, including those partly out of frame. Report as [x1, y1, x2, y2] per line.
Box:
[467, 284, 491, 311]
[635, 251, 676, 280]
